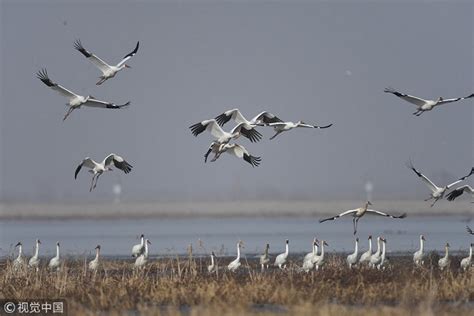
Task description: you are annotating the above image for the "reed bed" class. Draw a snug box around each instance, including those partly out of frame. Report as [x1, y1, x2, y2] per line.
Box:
[0, 255, 472, 315]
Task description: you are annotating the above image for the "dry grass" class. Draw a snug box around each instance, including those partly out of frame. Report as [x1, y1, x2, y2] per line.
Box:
[0, 255, 472, 315]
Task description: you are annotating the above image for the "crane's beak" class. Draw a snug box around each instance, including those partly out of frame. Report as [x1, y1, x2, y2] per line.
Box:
[125, 64, 132, 68]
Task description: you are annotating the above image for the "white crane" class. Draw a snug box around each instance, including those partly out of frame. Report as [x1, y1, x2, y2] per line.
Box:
[407, 161, 473, 207]
[75, 153, 133, 192]
[438, 243, 450, 271]
[460, 243, 472, 271]
[268, 121, 333, 140]
[303, 238, 318, 264]
[227, 241, 243, 272]
[347, 238, 359, 269]
[208, 251, 217, 273]
[36, 69, 130, 121]
[48, 242, 61, 271]
[134, 239, 151, 268]
[190, 119, 262, 143]
[274, 239, 289, 269]
[319, 201, 407, 235]
[358, 235, 373, 265]
[467, 226, 474, 235]
[204, 142, 261, 167]
[132, 234, 145, 257]
[369, 237, 382, 268]
[446, 185, 474, 201]
[313, 240, 328, 271]
[259, 243, 270, 271]
[413, 235, 426, 267]
[384, 87, 474, 116]
[215, 109, 283, 127]
[377, 238, 388, 270]
[74, 40, 139, 85]
[88, 245, 101, 272]
[302, 239, 318, 272]
[28, 239, 41, 271]
[12, 242, 25, 271]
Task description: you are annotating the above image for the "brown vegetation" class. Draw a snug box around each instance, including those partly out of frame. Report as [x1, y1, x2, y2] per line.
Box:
[0, 255, 472, 315]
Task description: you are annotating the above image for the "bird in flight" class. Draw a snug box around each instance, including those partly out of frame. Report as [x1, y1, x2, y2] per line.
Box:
[37, 69, 130, 120]
[267, 121, 333, 140]
[407, 161, 473, 207]
[75, 153, 133, 191]
[74, 40, 139, 85]
[384, 87, 474, 116]
[319, 201, 406, 235]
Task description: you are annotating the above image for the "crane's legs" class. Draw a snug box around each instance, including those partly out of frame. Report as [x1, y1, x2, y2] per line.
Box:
[430, 198, 440, 207]
[63, 107, 75, 121]
[93, 173, 102, 190]
[89, 174, 97, 192]
[269, 131, 282, 140]
[353, 217, 360, 235]
[96, 77, 107, 85]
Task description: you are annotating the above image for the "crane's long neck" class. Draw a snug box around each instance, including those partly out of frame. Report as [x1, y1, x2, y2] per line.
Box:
[95, 248, 100, 260]
[444, 246, 449, 259]
[17, 245, 23, 258]
[381, 241, 386, 258]
[419, 237, 424, 253]
[211, 254, 214, 266]
[56, 245, 60, 258]
[319, 242, 325, 259]
[34, 242, 39, 257]
[312, 243, 316, 255]
[140, 237, 144, 246]
[315, 245, 319, 256]
[354, 240, 358, 255]
[236, 244, 241, 260]
[144, 242, 149, 257]
[264, 246, 269, 256]
[469, 246, 472, 260]
[368, 239, 372, 253]
[375, 239, 381, 255]
[285, 243, 289, 256]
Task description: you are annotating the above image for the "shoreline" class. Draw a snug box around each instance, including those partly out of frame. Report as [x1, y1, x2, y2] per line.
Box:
[0, 200, 472, 220]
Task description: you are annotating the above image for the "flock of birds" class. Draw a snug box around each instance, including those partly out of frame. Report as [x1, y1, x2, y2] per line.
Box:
[23, 39, 474, 275]
[10, 227, 474, 273]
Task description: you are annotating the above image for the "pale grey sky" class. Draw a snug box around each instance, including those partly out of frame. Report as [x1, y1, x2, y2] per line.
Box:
[0, 1, 472, 202]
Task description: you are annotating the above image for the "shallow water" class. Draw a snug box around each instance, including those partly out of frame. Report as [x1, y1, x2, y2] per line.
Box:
[0, 215, 472, 258]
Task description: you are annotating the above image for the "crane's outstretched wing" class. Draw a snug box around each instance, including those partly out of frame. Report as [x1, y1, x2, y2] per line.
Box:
[225, 144, 261, 167]
[446, 167, 474, 189]
[74, 40, 112, 74]
[446, 185, 474, 201]
[319, 209, 358, 223]
[250, 111, 283, 125]
[103, 154, 133, 173]
[406, 160, 438, 193]
[467, 226, 474, 235]
[117, 41, 140, 67]
[75, 158, 96, 179]
[190, 119, 227, 139]
[230, 122, 263, 143]
[83, 99, 130, 109]
[215, 109, 248, 126]
[384, 87, 428, 107]
[366, 209, 407, 219]
[37, 69, 79, 100]
[438, 93, 474, 105]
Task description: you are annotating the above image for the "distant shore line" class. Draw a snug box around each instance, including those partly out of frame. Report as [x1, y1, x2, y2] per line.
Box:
[0, 200, 472, 219]
[1, 201, 472, 219]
